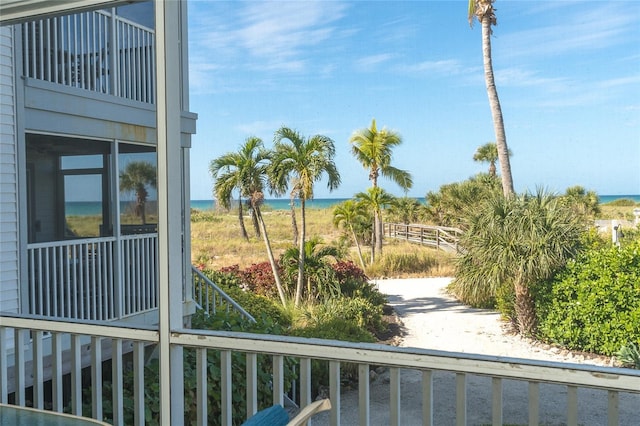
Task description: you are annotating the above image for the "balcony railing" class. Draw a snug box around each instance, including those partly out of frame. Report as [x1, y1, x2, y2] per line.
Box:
[22, 9, 155, 103]
[191, 266, 256, 323]
[1, 315, 638, 425]
[27, 234, 159, 321]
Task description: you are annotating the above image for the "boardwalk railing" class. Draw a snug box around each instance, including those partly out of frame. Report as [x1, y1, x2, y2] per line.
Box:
[22, 9, 155, 103]
[27, 234, 158, 321]
[191, 266, 256, 323]
[1, 315, 639, 425]
[384, 223, 463, 253]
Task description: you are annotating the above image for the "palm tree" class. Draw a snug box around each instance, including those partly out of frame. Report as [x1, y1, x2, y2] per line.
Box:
[209, 137, 264, 241]
[468, 0, 514, 196]
[119, 161, 157, 224]
[281, 237, 340, 302]
[355, 187, 396, 263]
[209, 137, 287, 306]
[452, 189, 584, 335]
[332, 200, 368, 269]
[388, 196, 424, 225]
[272, 127, 341, 307]
[473, 142, 513, 177]
[350, 119, 412, 256]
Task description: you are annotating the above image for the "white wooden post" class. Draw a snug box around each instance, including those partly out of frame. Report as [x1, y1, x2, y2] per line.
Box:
[155, 0, 185, 424]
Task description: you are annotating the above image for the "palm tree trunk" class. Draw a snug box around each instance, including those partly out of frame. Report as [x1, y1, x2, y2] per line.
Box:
[374, 210, 383, 256]
[481, 16, 514, 196]
[250, 205, 261, 238]
[349, 224, 366, 269]
[254, 206, 287, 306]
[514, 279, 537, 337]
[237, 198, 249, 242]
[294, 199, 306, 307]
[290, 195, 299, 246]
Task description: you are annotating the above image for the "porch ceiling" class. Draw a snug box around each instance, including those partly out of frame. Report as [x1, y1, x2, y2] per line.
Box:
[0, 0, 137, 25]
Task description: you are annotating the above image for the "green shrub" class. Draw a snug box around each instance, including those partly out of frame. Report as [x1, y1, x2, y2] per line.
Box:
[604, 198, 637, 207]
[536, 240, 640, 356]
[333, 261, 387, 307]
[298, 297, 385, 335]
[201, 269, 290, 326]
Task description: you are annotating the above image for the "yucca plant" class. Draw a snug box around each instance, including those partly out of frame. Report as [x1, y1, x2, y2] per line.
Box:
[616, 342, 640, 369]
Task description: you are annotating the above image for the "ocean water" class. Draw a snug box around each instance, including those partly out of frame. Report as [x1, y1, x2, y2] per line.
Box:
[65, 194, 640, 216]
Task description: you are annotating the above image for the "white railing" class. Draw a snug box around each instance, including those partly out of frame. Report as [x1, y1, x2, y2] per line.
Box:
[1, 315, 639, 426]
[27, 234, 158, 321]
[191, 266, 256, 323]
[22, 9, 155, 103]
[121, 234, 158, 316]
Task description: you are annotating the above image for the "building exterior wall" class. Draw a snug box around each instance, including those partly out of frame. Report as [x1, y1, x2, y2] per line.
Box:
[0, 25, 19, 313]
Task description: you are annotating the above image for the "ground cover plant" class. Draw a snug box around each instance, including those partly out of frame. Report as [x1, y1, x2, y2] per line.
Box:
[535, 237, 640, 358]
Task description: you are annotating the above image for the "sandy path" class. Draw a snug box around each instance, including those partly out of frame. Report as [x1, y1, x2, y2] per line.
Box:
[312, 278, 639, 426]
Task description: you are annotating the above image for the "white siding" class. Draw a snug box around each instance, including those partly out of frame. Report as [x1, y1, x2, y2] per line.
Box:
[0, 25, 19, 314]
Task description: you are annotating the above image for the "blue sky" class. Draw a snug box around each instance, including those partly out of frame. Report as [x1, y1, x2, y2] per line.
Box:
[186, 0, 640, 200]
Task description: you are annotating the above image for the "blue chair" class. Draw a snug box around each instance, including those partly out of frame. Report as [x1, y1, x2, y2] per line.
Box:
[242, 399, 331, 426]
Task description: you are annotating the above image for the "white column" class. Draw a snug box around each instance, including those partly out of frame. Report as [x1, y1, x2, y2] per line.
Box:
[155, 1, 185, 424]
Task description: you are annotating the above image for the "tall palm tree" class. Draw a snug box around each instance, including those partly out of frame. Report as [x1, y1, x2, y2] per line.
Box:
[209, 137, 287, 306]
[355, 187, 396, 263]
[468, 0, 514, 196]
[272, 126, 341, 307]
[119, 161, 157, 224]
[332, 200, 368, 269]
[209, 138, 264, 241]
[350, 119, 412, 256]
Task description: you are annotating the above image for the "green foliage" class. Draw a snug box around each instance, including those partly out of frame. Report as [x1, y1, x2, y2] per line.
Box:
[559, 185, 600, 219]
[605, 198, 638, 207]
[536, 240, 640, 356]
[91, 310, 295, 425]
[202, 268, 290, 326]
[190, 209, 223, 223]
[280, 238, 341, 302]
[367, 250, 450, 279]
[385, 196, 425, 224]
[451, 190, 585, 335]
[297, 297, 384, 335]
[616, 342, 640, 369]
[424, 173, 501, 227]
[333, 261, 387, 306]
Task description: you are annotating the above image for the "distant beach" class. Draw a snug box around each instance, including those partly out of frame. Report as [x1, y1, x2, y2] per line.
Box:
[65, 195, 640, 216]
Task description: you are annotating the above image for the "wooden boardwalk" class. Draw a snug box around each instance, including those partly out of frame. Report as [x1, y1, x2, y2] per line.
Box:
[383, 223, 463, 253]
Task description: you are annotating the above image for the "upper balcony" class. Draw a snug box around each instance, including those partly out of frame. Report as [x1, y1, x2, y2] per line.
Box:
[21, 7, 155, 105]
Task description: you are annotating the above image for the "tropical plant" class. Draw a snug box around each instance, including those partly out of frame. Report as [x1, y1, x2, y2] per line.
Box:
[281, 238, 340, 302]
[119, 161, 157, 224]
[560, 185, 600, 219]
[209, 137, 267, 241]
[271, 127, 341, 307]
[616, 343, 640, 369]
[425, 173, 501, 227]
[386, 196, 425, 224]
[355, 187, 396, 263]
[451, 189, 584, 335]
[473, 142, 512, 177]
[332, 200, 368, 269]
[350, 119, 413, 257]
[468, 0, 514, 196]
[209, 137, 287, 306]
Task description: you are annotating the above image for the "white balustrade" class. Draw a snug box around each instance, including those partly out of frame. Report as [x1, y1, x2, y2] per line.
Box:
[22, 10, 155, 103]
[1, 317, 639, 426]
[27, 234, 158, 321]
